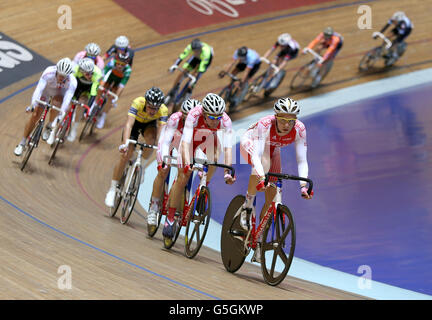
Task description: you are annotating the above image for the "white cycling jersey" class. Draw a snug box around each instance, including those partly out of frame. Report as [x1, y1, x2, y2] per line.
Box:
[240, 114, 308, 185]
[31, 66, 77, 113]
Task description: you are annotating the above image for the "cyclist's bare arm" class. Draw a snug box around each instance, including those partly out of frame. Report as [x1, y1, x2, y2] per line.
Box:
[262, 47, 275, 60]
[122, 115, 135, 146]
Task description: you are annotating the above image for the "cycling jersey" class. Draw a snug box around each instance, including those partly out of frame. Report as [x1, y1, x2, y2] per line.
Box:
[233, 48, 261, 68]
[105, 45, 135, 66]
[128, 96, 169, 124]
[240, 115, 308, 185]
[72, 64, 103, 97]
[307, 32, 343, 62]
[178, 42, 213, 73]
[272, 39, 300, 60]
[156, 111, 186, 164]
[73, 51, 105, 70]
[382, 16, 413, 42]
[103, 58, 132, 87]
[31, 66, 77, 113]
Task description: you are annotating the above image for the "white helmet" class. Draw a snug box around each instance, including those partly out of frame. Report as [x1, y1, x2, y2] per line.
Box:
[56, 57, 73, 76]
[78, 57, 95, 73]
[85, 42, 101, 56]
[115, 35, 129, 48]
[278, 33, 292, 46]
[392, 11, 405, 22]
[181, 99, 200, 114]
[274, 97, 300, 115]
[202, 93, 226, 115]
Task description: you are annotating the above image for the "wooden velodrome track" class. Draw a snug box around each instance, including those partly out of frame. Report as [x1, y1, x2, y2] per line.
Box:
[1, 0, 431, 299]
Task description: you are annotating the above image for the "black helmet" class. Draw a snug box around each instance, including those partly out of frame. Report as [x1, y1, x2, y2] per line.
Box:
[191, 38, 202, 50]
[237, 46, 248, 58]
[145, 87, 164, 106]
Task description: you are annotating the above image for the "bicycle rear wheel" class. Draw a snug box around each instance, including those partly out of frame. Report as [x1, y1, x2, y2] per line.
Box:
[221, 195, 248, 273]
[261, 204, 296, 286]
[20, 123, 43, 171]
[120, 165, 142, 224]
[79, 106, 98, 142]
[184, 186, 211, 259]
[48, 118, 68, 165]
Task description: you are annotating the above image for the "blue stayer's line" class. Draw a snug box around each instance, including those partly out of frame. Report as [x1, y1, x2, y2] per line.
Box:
[135, 0, 377, 52]
[0, 81, 38, 105]
[0, 195, 221, 300]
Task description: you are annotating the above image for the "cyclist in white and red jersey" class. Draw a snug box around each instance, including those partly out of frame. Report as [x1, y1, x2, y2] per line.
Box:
[161, 93, 236, 240]
[239, 97, 312, 261]
[14, 58, 77, 156]
[73, 42, 105, 71]
[146, 99, 200, 234]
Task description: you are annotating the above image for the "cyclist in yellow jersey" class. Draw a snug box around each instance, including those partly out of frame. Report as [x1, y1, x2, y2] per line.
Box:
[105, 87, 167, 207]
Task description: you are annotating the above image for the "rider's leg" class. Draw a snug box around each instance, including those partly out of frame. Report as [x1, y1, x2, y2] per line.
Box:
[97, 85, 123, 129]
[105, 145, 135, 207]
[46, 95, 65, 145]
[14, 104, 44, 155]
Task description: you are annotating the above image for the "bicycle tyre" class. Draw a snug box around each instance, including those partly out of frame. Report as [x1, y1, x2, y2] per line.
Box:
[184, 186, 211, 259]
[120, 165, 142, 224]
[221, 195, 248, 273]
[261, 204, 296, 286]
[48, 118, 68, 165]
[290, 62, 314, 91]
[20, 123, 43, 171]
[79, 106, 98, 142]
[163, 187, 187, 249]
[264, 70, 286, 97]
[359, 47, 381, 72]
[110, 169, 126, 218]
[173, 82, 191, 113]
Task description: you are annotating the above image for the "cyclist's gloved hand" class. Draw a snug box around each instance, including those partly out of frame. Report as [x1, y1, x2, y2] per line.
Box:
[224, 173, 236, 185]
[302, 48, 308, 54]
[300, 186, 313, 199]
[218, 71, 226, 78]
[169, 65, 177, 73]
[118, 143, 128, 153]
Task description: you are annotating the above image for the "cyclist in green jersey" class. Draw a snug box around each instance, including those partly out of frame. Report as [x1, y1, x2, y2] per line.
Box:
[96, 51, 132, 129]
[68, 58, 102, 141]
[168, 38, 214, 97]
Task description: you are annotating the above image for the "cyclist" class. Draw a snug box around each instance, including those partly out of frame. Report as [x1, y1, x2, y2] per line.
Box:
[261, 33, 299, 79]
[219, 46, 261, 90]
[96, 51, 132, 129]
[14, 58, 77, 156]
[147, 99, 200, 234]
[376, 11, 413, 61]
[238, 97, 312, 262]
[303, 27, 343, 86]
[104, 87, 167, 208]
[73, 42, 105, 71]
[161, 93, 236, 240]
[66, 57, 103, 142]
[104, 35, 135, 66]
[167, 38, 214, 97]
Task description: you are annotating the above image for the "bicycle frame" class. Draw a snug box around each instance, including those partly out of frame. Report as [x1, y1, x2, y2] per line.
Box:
[91, 85, 118, 121]
[167, 65, 197, 105]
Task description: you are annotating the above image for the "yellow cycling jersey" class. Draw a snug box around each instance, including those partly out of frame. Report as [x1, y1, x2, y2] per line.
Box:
[128, 96, 169, 124]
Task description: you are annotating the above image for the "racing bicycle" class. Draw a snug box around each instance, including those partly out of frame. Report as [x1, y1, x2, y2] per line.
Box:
[164, 65, 197, 114]
[221, 172, 313, 286]
[248, 57, 286, 98]
[109, 139, 158, 224]
[219, 72, 249, 114]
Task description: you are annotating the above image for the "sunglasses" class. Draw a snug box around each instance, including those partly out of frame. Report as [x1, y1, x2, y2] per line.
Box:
[206, 114, 223, 120]
[86, 55, 96, 60]
[275, 115, 296, 122]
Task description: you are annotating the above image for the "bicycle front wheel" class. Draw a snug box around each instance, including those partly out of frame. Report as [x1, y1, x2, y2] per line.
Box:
[220, 195, 248, 273]
[20, 122, 43, 171]
[261, 204, 296, 286]
[184, 186, 211, 259]
[264, 70, 286, 97]
[110, 170, 126, 217]
[290, 62, 314, 91]
[120, 165, 142, 224]
[359, 47, 381, 72]
[48, 119, 68, 165]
